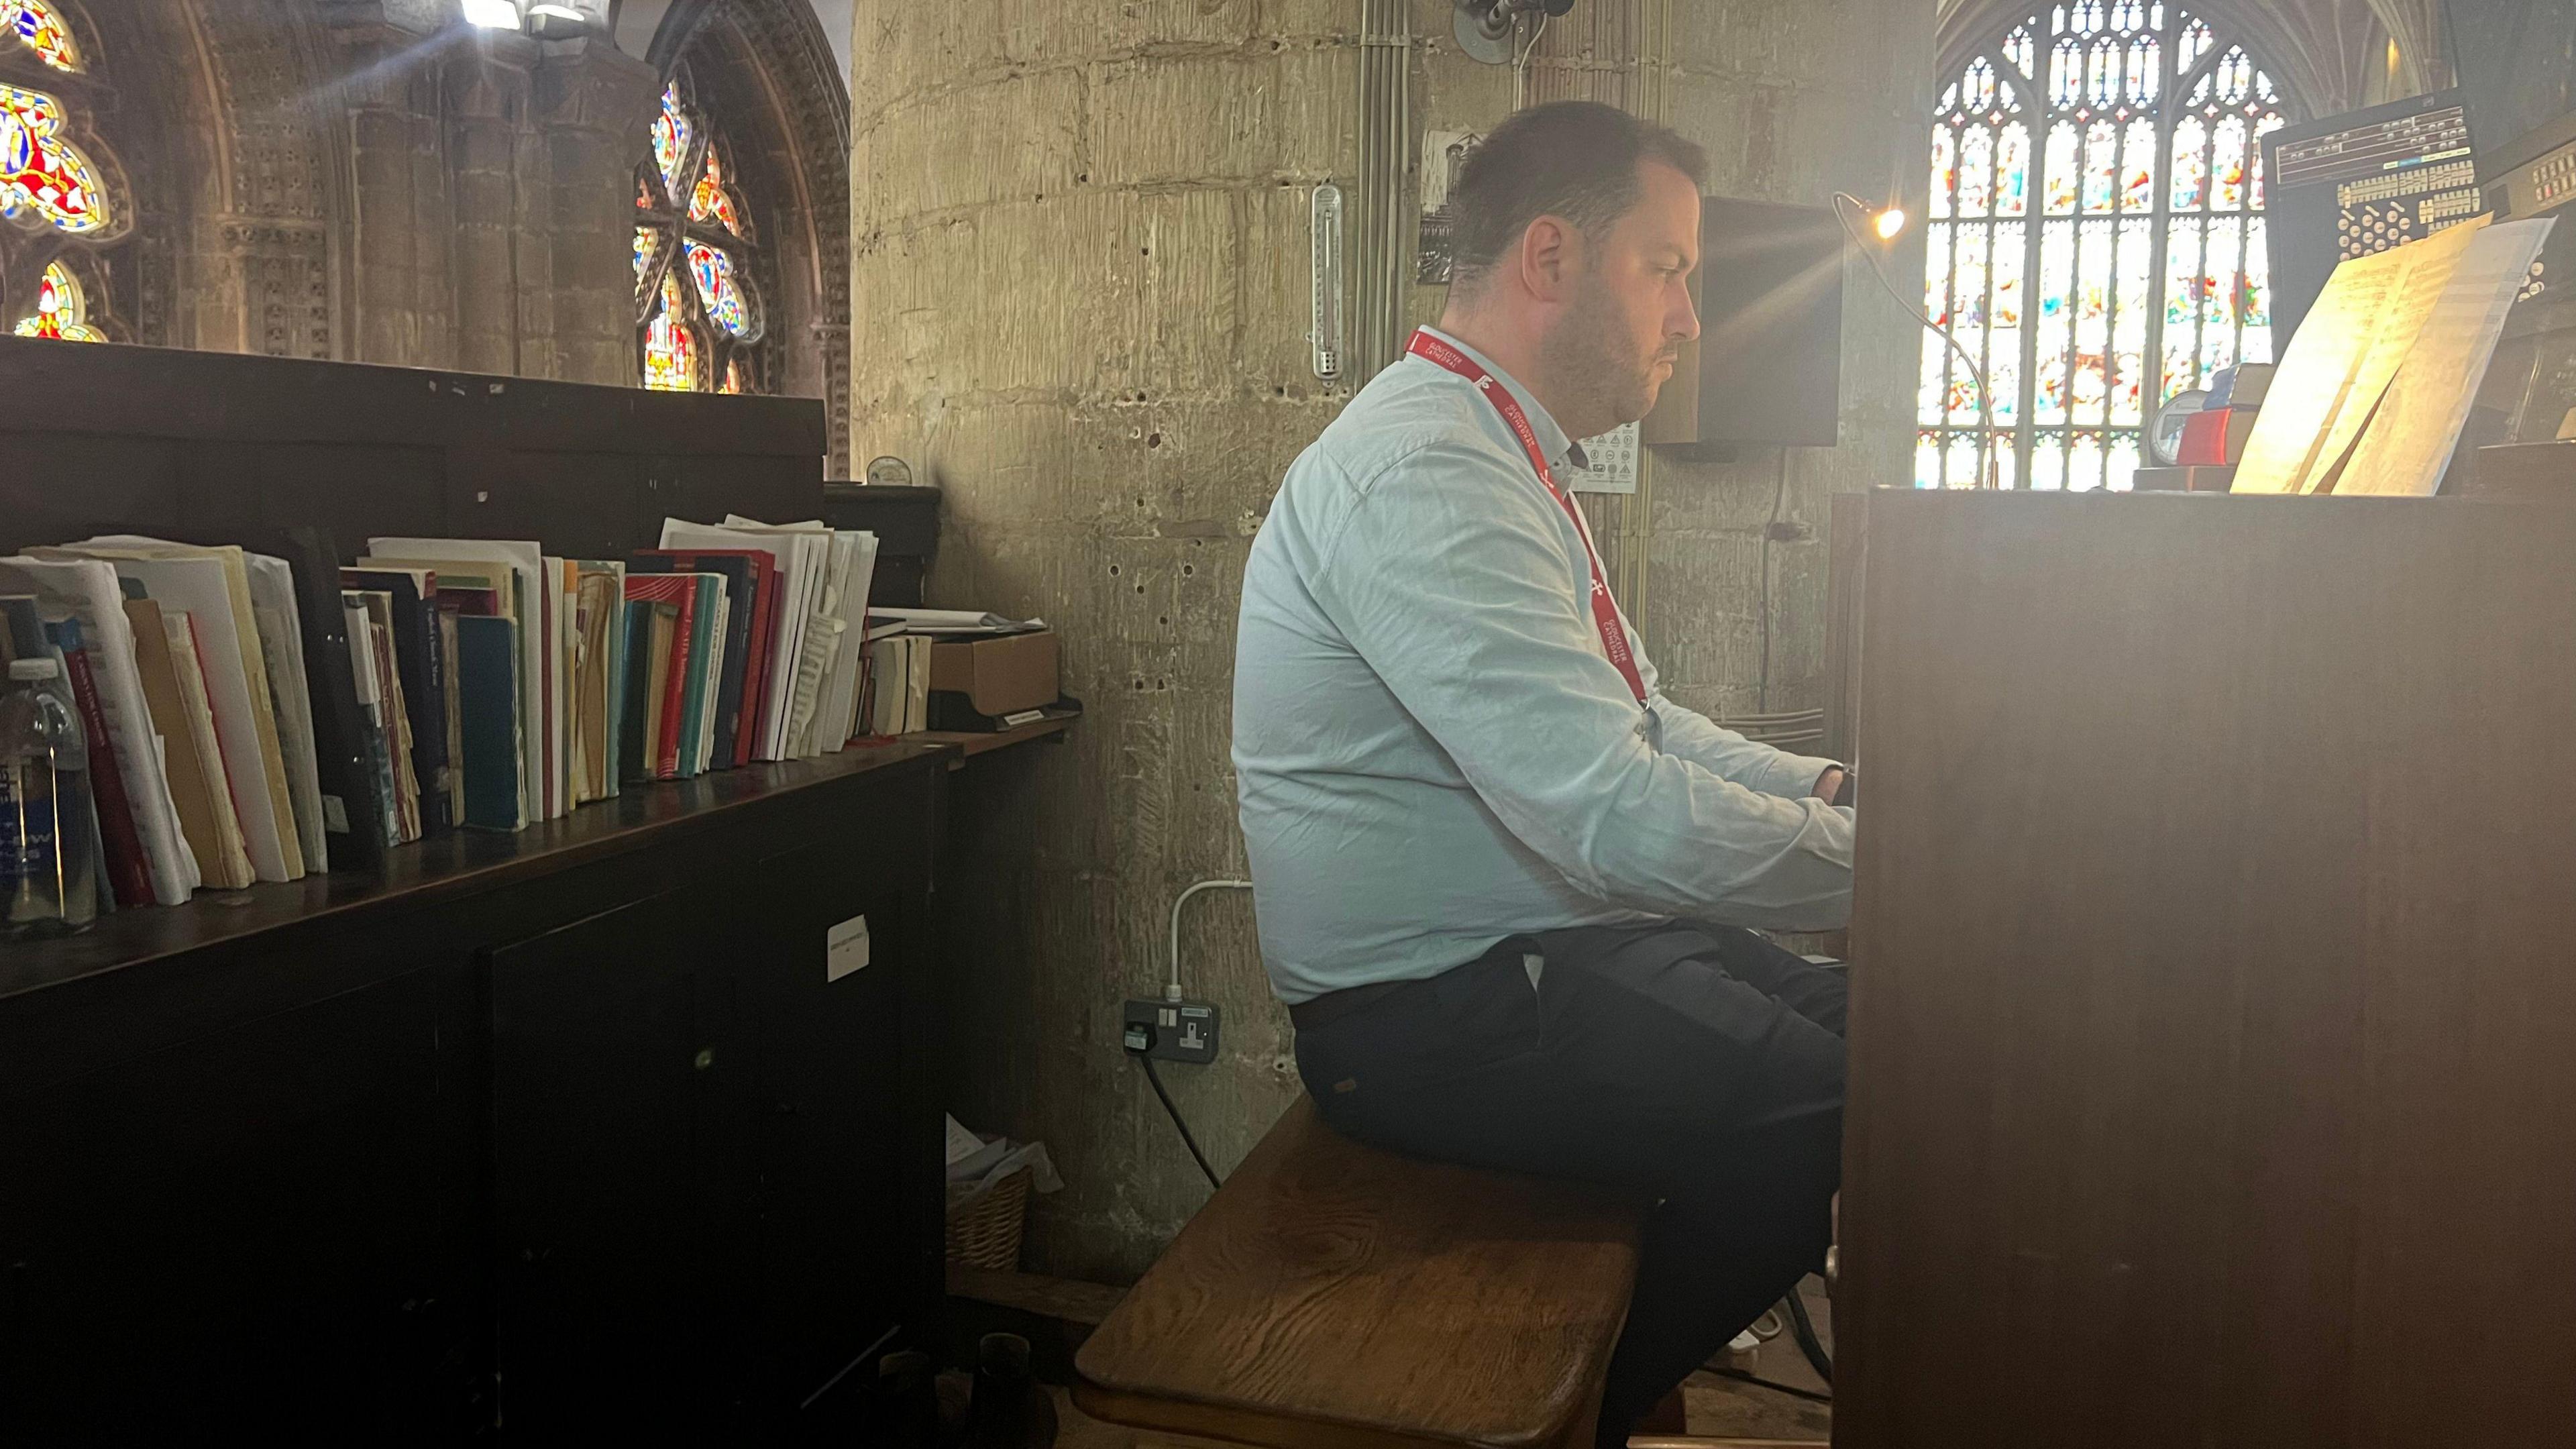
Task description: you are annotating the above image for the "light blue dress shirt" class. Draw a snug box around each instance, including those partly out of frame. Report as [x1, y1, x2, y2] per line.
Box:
[1233, 328, 1856, 1004]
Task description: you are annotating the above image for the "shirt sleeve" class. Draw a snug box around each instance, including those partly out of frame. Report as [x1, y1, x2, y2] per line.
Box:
[1633, 647, 1844, 800]
[1307, 441, 1853, 931]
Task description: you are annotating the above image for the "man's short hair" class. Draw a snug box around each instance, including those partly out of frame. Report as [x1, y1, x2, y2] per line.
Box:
[1447, 101, 1707, 292]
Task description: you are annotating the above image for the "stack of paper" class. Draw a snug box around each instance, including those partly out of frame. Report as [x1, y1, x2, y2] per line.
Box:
[657, 517, 879, 759]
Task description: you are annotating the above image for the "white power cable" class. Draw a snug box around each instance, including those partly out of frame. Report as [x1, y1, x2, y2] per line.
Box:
[1511, 10, 1551, 110]
[1167, 879, 1254, 1002]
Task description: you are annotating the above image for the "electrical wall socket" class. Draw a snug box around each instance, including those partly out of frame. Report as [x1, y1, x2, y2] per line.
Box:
[1124, 998, 1221, 1065]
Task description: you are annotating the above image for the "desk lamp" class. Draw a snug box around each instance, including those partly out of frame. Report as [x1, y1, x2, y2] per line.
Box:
[1830, 191, 2000, 489]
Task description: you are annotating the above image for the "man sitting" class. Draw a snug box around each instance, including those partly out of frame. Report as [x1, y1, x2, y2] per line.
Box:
[1232, 101, 1855, 1447]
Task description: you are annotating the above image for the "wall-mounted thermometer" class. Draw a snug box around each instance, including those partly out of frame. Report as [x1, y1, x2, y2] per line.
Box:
[1310, 180, 1345, 381]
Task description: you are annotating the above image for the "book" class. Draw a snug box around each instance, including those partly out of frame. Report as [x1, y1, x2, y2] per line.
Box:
[455, 612, 524, 831]
[341, 597, 400, 850]
[245, 553, 329, 873]
[690, 581, 727, 776]
[906, 635, 931, 733]
[343, 566, 451, 833]
[49, 539, 307, 881]
[127, 597, 253, 891]
[282, 528, 389, 868]
[352, 591, 421, 843]
[169, 612, 254, 883]
[367, 539, 545, 824]
[669, 575, 721, 778]
[617, 598, 655, 786]
[570, 565, 622, 804]
[629, 551, 767, 769]
[436, 610, 465, 826]
[659, 519, 820, 761]
[642, 602, 677, 777]
[0, 555, 201, 902]
[47, 616, 155, 908]
[624, 574, 701, 780]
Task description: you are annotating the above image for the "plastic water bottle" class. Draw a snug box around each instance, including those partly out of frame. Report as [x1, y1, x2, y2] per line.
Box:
[1, 655, 97, 936]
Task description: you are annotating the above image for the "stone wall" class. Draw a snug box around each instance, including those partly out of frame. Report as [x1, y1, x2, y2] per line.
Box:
[848, 0, 1935, 1281]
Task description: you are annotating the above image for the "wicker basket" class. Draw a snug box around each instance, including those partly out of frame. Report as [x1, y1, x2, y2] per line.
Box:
[945, 1166, 1032, 1270]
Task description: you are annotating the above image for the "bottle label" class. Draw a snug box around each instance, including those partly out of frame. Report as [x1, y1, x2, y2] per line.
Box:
[0, 759, 58, 885]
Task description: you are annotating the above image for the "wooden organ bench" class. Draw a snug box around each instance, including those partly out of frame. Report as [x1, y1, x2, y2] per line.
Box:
[1072, 1095, 1645, 1449]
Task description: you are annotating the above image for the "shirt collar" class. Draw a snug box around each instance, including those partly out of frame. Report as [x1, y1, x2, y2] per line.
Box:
[1414, 325, 1587, 474]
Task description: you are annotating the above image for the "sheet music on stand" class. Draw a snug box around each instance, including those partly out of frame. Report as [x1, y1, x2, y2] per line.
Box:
[2233, 217, 2555, 496]
[2337, 218, 2556, 496]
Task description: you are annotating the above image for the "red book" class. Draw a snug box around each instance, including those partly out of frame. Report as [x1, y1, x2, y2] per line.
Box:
[623, 574, 698, 780]
[2174, 402, 2236, 464]
[633, 547, 777, 767]
[60, 645, 156, 906]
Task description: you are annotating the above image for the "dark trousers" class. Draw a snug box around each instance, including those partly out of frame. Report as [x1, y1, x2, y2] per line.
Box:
[1290, 922, 1845, 1448]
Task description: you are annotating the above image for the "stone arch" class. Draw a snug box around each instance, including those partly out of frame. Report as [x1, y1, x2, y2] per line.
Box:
[646, 0, 853, 473]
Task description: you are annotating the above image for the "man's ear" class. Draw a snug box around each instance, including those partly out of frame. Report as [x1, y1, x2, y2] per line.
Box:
[1517, 214, 1583, 303]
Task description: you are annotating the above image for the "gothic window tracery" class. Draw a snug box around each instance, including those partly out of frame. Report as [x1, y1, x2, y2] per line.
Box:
[634, 74, 765, 392]
[1, 0, 120, 343]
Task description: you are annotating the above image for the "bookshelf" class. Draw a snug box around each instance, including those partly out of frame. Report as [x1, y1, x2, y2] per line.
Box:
[0, 341, 951, 1436]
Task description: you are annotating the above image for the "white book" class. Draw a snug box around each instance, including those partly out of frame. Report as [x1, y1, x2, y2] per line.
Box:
[368, 538, 547, 825]
[906, 635, 932, 733]
[0, 556, 203, 902]
[244, 553, 328, 873]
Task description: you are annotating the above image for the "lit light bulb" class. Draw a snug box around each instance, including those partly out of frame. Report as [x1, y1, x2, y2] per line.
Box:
[462, 0, 521, 28]
[1874, 207, 1908, 241]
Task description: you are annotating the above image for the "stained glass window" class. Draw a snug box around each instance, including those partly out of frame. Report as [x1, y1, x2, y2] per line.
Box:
[3, 2, 123, 345]
[2, 1, 77, 73]
[1919, 3, 2291, 490]
[13, 257, 97, 339]
[643, 271, 701, 390]
[1, 82, 105, 233]
[633, 73, 765, 393]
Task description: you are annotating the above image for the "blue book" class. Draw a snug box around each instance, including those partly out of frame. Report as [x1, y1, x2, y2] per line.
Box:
[674, 574, 720, 777]
[618, 599, 654, 786]
[457, 613, 524, 831]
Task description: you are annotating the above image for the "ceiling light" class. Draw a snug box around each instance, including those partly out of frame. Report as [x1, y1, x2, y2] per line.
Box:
[523, 2, 599, 38]
[461, 0, 521, 28]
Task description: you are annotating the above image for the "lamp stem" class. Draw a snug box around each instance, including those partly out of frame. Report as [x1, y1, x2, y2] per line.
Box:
[1830, 191, 1998, 489]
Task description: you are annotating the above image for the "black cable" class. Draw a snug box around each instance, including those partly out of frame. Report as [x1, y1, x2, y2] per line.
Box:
[1134, 1051, 1222, 1189]
[1705, 1366, 1833, 1406]
[1782, 1289, 1833, 1386]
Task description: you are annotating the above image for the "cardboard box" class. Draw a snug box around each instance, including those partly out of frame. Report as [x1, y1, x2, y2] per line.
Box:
[928, 630, 1058, 718]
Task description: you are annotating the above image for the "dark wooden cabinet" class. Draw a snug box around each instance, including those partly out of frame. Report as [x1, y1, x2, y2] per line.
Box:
[0, 747, 946, 1440]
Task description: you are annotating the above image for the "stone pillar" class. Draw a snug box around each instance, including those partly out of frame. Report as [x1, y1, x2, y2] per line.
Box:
[325, 5, 465, 368]
[444, 32, 539, 376]
[532, 36, 659, 386]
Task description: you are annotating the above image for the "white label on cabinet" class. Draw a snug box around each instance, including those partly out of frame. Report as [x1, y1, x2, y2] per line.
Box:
[826, 914, 871, 982]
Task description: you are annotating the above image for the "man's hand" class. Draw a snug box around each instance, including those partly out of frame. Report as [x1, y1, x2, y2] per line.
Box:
[1811, 766, 1845, 804]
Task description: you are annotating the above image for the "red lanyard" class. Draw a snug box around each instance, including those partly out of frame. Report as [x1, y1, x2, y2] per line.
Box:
[1405, 328, 1649, 706]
